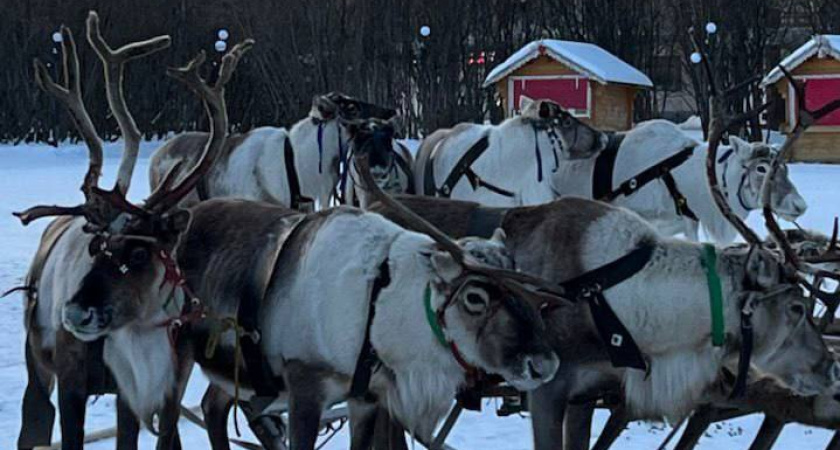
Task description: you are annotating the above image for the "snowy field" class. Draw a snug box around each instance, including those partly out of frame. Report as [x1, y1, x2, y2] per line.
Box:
[0, 140, 838, 449]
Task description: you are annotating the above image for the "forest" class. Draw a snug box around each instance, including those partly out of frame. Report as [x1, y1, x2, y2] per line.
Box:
[1, 0, 838, 143]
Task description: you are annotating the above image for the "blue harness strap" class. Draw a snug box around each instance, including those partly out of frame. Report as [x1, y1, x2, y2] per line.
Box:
[316, 123, 325, 174]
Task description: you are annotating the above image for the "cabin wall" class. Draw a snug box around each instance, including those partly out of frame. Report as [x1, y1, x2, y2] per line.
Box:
[771, 56, 840, 162]
[495, 55, 637, 131]
[592, 84, 635, 131]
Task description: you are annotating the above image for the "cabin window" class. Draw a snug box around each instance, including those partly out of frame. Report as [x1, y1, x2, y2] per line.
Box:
[802, 77, 840, 126]
[509, 76, 591, 118]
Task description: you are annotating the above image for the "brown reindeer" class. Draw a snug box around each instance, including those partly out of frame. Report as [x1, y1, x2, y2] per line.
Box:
[14, 14, 173, 450]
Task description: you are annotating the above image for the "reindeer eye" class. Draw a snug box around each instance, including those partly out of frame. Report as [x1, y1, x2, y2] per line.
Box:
[756, 165, 768, 175]
[562, 116, 574, 128]
[463, 289, 489, 314]
[128, 247, 150, 269]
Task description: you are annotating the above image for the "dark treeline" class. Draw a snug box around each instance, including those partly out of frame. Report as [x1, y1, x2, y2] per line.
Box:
[1, 0, 838, 143]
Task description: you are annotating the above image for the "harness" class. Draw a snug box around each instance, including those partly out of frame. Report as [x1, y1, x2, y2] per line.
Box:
[284, 137, 315, 210]
[349, 260, 392, 400]
[593, 137, 698, 222]
[425, 135, 516, 199]
[559, 243, 655, 371]
[719, 148, 767, 213]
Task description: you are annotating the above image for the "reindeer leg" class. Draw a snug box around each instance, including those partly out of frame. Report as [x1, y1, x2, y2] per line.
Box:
[747, 416, 785, 450]
[156, 344, 193, 450]
[564, 401, 595, 450]
[374, 407, 409, 450]
[673, 405, 714, 450]
[530, 377, 569, 450]
[286, 361, 327, 450]
[17, 336, 56, 450]
[201, 384, 234, 450]
[57, 374, 88, 450]
[116, 395, 140, 450]
[591, 404, 630, 450]
[348, 399, 378, 450]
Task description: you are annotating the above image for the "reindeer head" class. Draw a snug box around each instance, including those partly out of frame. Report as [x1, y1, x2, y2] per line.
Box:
[311, 91, 396, 122]
[722, 136, 806, 220]
[691, 33, 840, 400]
[347, 117, 407, 195]
[725, 247, 840, 397]
[12, 13, 252, 341]
[519, 96, 608, 159]
[354, 146, 563, 390]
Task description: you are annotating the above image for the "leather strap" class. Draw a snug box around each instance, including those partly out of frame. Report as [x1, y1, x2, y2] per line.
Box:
[349, 260, 391, 400]
[426, 135, 515, 199]
[560, 243, 656, 371]
[284, 137, 314, 210]
[595, 144, 696, 208]
[662, 171, 699, 221]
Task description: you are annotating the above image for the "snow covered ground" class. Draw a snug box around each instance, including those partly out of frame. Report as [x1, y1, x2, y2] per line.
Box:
[0, 140, 838, 449]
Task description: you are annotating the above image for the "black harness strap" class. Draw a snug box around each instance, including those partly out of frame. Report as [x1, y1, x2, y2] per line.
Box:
[350, 260, 392, 400]
[591, 135, 624, 201]
[662, 171, 699, 221]
[284, 137, 314, 210]
[730, 308, 753, 399]
[595, 142, 698, 223]
[560, 243, 655, 371]
[394, 143, 415, 195]
[426, 135, 515, 199]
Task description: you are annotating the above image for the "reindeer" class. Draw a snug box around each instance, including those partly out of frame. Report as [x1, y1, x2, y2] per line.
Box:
[533, 44, 840, 450]
[343, 118, 415, 209]
[149, 92, 411, 211]
[552, 118, 807, 243]
[366, 73, 840, 445]
[12, 15, 173, 450]
[17, 46, 566, 450]
[414, 96, 610, 207]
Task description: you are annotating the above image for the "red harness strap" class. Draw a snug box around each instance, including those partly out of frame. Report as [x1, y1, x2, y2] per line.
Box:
[155, 250, 205, 354]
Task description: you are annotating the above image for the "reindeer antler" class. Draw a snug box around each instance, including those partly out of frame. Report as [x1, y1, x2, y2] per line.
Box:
[86, 11, 171, 195]
[144, 39, 254, 214]
[689, 30, 768, 246]
[760, 68, 840, 293]
[14, 27, 103, 225]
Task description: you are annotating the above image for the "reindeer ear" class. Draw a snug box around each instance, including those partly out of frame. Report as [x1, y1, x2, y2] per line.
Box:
[519, 95, 535, 113]
[312, 95, 337, 121]
[430, 250, 464, 283]
[387, 115, 403, 137]
[745, 249, 780, 289]
[159, 209, 192, 244]
[729, 136, 753, 160]
[491, 228, 507, 244]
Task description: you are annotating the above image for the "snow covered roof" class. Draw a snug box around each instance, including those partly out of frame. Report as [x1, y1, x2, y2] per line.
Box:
[761, 35, 840, 87]
[483, 39, 653, 88]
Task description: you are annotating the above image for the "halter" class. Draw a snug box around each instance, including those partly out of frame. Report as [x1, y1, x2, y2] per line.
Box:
[718, 148, 775, 213]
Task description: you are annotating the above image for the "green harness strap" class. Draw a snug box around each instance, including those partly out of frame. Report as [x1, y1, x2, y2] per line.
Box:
[424, 284, 449, 347]
[702, 244, 725, 347]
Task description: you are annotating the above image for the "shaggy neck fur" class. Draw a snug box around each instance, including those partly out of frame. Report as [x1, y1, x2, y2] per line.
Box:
[370, 233, 467, 441]
[102, 266, 182, 428]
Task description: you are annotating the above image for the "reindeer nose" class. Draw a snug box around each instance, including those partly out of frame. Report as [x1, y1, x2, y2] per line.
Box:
[63, 303, 98, 328]
[524, 353, 560, 382]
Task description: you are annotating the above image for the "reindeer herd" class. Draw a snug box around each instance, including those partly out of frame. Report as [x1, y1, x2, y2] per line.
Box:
[9, 11, 840, 450]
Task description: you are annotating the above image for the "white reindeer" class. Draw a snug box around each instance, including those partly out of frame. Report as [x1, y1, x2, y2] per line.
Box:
[414, 97, 610, 206]
[149, 92, 410, 210]
[552, 119, 807, 242]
